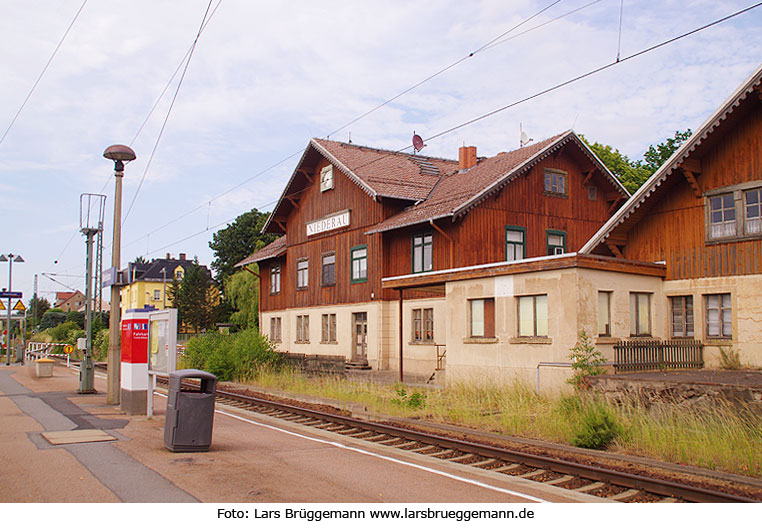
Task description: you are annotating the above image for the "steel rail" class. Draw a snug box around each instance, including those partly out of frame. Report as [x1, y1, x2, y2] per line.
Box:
[213, 386, 758, 504]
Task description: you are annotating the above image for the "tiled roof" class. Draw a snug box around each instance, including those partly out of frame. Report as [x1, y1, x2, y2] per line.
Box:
[311, 139, 459, 201]
[368, 131, 622, 234]
[581, 62, 762, 254]
[236, 236, 287, 266]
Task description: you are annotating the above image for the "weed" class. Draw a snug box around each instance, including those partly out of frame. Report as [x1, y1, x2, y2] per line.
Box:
[568, 330, 606, 387]
[391, 388, 427, 409]
[571, 402, 622, 450]
[719, 345, 742, 370]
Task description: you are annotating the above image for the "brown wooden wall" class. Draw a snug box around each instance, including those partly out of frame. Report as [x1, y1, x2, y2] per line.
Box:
[382, 145, 621, 284]
[620, 102, 762, 280]
[260, 158, 409, 312]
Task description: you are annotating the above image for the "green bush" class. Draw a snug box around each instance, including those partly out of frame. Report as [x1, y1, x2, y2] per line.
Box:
[49, 321, 80, 343]
[183, 329, 282, 381]
[93, 329, 109, 361]
[571, 402, 622, 450]
[40, 310, 66, 331]
[391, 387, 427, 409]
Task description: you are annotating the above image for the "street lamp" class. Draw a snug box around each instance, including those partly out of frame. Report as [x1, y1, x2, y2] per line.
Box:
[1, 253, 24, 366]
[103, 145, 136, 405]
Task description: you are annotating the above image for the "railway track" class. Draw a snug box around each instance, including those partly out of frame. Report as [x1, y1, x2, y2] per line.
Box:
[61, 360, 758, 503]
[182, 380, 759, 504]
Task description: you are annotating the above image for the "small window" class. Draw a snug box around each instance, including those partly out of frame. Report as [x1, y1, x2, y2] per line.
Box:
[175, 270, 184, 280]
[296, 315, 309, 343]
[518, 294, 548, 337]
[153, 289, 161, 301]
[270, 317, 282, 342]
[629, 292, 651, 337]
[320, 165, 334, 192]
[469, 298, 495, 338]
[745, 189, 762, 235]
[546, 230, 566, 255]
[544, 169, 567, 195]
[670, 296, 694, 338]
[705, 293, 731, 338]
[321, 313, 336, 343]
[412, 308, 434, 343]
[297, 258, 309, 289]
[351, 245, 367, 283]
[270, 264, 281, 294]
[588, 186, 597, 200]
[505, 226, 525, 262]
[412, 232, 433, 273]
[322, 253, 336, 286]
[708, 193, 736, 239]
[598, 291, 611, 337]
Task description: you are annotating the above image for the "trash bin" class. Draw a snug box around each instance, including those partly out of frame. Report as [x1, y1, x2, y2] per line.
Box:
[164, 369, 217, 452]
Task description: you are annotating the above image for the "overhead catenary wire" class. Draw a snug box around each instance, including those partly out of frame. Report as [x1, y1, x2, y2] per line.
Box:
[0, 0, 89, 147]
[121, 0, 216, 226]
[111, 2, 762, 263]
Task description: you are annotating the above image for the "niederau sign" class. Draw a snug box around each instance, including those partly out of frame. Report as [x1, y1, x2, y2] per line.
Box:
[306, 210, 350, 237]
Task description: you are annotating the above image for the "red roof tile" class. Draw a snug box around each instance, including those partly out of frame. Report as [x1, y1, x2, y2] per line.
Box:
[235, 236, 287, 266]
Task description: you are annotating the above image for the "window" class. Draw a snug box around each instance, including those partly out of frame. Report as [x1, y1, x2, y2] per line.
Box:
[321, 253, 336, 285]
[175, 269, 184, 280]
[297, 258, 309, 289]
[745, 189, 761, 234]
[321, 314, 336, 343]
[469, 298, 495, 338]
[544, 169, 567, 195]
[270, 317, 281, 342]
[505, 226, 525, 262]
[629, 293, 651, 337]
[670, 296, 694, 338]
[598, 291, 611, 336]
[518, 295, 548, 337]
[546, 230, 566, 255]
[320, 165, 334, 192]
[708, 193, 736, 238]
[296, 315, 309, 343]
[351, 245, 367, 283]
[412, 308, 434, 342]
[270, 264, 281, 294]
[412, 232, 433, 273]
[588, 186, 597, 200]
[153, 289, 161, 301]
[705, 293, 731, 338]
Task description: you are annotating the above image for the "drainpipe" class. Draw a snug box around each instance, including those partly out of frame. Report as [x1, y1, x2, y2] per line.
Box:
[398, 288, 403, 382]
[429, 219, 454, 268]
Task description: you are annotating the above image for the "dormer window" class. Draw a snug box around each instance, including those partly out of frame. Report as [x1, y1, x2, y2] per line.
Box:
[544, 169, 567, 196]
[320, 165, 334, 192]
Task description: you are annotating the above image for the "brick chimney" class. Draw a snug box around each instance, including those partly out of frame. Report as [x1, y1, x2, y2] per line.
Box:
[179, 253, 186, 260]
[459, 146, 477, 171]
[166, 253, 171, 259]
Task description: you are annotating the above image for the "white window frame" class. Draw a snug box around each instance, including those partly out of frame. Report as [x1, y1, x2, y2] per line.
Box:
[297, 258, 309, 289]
[320, 165, 334, 192]
[629, 292, 652, 337]
[518, 294, 548, 337]
[705, 293, 731, 339]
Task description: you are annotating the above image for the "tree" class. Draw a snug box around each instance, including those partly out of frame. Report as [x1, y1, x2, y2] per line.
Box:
[224, 267, 260, 330]
[40, 309, 66, 331]
[65, 310, 85, 329]
[209, 208, 277, 283]
[581, 130, 692, 193]
[27, 294, 51, 329]
[167, 259, 221, 333]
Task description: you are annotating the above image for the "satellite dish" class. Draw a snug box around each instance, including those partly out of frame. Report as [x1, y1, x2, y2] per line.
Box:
[520, 131, 530, 145]
[412, 133, 425, 152]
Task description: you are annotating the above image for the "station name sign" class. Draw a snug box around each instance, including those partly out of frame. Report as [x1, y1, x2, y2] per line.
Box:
[306, 210, 350, 237]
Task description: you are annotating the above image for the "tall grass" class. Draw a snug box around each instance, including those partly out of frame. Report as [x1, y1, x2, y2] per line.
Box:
[245, 368, 762, 478]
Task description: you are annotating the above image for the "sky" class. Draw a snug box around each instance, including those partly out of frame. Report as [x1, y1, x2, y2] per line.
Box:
[1, 0, 761, 306]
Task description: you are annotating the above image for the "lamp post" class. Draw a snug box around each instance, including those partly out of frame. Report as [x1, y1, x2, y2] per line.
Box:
[0, 253, 24, 366]
[103, 145, 136, 405]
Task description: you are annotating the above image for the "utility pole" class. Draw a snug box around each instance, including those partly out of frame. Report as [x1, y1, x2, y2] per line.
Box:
[79, 193, 105, 394]
[1, 254, 23, 366]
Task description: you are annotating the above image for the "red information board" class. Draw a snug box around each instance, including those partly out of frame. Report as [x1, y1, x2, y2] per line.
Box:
[121, 318, 149, 364]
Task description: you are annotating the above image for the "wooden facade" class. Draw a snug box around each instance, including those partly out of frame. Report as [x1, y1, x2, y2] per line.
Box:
[591, 85, 762, 280]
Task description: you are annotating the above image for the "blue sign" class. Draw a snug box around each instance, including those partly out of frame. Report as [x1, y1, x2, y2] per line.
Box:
[0, 291, 22, 298]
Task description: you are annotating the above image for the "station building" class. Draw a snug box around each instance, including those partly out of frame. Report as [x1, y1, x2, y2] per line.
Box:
[241, 64, 762, 392]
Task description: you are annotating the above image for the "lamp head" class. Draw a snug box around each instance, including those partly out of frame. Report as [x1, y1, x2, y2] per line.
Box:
[103, 145, 136, 172]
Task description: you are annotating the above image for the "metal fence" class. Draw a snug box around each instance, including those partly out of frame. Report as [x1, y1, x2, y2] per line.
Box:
[614, 339, 703, 373]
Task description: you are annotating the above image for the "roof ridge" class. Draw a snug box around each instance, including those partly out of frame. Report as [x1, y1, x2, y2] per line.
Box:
[313, 137, 457, 163]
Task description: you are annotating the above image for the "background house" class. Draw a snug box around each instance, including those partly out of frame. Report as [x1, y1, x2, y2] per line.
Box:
[54, 290, 86, 312]
[119, 253, 194, 319]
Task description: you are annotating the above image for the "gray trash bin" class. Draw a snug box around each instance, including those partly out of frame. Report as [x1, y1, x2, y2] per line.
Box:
[164, 369, 217, 452]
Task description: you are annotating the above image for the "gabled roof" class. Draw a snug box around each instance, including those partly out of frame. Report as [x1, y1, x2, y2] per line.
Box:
[235, 236, 287, 266]
[581, 62, 762, 254]
[262, 139, 458, 234]
[367, 130, 629, 234]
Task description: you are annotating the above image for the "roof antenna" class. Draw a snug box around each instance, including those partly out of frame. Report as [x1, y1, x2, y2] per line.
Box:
[348, 132, 352, 144]
[412, 131, 425, 153]
[520, 123, 533, 147]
